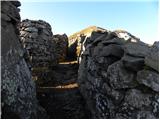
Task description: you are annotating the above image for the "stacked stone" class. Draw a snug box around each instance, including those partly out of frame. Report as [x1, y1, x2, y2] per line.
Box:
[19, 19, 58, 85]
[53, 34, 68, 62]
[19, 19, 57, 68]
[1, 1, 46, 118]
[78, 29, 159, 118]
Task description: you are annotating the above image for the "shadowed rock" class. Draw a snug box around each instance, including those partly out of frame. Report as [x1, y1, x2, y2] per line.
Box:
[1, 1, 46, 118]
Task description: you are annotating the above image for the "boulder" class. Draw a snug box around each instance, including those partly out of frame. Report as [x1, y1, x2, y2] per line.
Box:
[115, 89, 157, 119]
[137, 70, 159, 92]
[107, 61, 137, 89]
[145, 41, 159, 72]
[122, 54, 144, 71]
[1, 1, 46, 118]
[124, 41, 150, 57]
[77, 28, 159, 119]
[99, 44, 124, 58]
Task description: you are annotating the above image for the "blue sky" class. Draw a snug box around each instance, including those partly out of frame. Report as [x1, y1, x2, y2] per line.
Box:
[20, 0, 159, 44]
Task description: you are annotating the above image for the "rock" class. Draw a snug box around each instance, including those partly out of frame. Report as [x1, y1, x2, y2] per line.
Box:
[19, 19, 58, 86]
[101, 37, 126, 45]
[107, 61, 138, 89]
[68, 26, 107, 60]
[25, 27, 38, 32]
[124, 89, 152, 109]
[122, 54, 144, 71]
[77, 27, 159, 119]
[53, 34, 68, 62]
[124, 41, 150, 57]
[145, 41, 159, 71]
[19, 19, 57, 68]
[115, 89, 156, 119]
[99, 44, 124, 58]
[1, 1, 46, 118]
[137, 70, 159, 92]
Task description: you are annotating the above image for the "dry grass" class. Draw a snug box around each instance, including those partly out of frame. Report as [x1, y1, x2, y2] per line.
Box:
[59, 60, 78, 64]
[38, 83, 79, 89]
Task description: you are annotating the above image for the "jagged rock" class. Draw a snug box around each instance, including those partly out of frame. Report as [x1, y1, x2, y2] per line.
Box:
[77, 27, 159, 119]
[145, 41, 159, 71]
[124, 41, 150, 57]
[53, 34, 68, 62]
[68, 26, 107, 60]
[122, 54, 144, 71]
[137, 70, 159, 92]
[101, 37, 126, 45]
[99, 44, 124, 58]
[107, 61, 137, 89]
[1, 1, 46, 118]
[115, 89, 156, 119]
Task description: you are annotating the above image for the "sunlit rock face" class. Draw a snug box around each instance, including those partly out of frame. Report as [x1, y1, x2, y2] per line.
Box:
[1, 1, 46, 118]
[68, 26, 106, 60]
[77, 27, 159, 119]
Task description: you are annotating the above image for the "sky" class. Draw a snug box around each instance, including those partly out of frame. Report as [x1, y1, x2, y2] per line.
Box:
[20, 0, 159, 44]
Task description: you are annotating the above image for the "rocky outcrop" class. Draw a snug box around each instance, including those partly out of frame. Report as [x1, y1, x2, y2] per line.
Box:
[1, 1, 46, 118]
[53, 34, 68, 62]
[19, 19, 57, 86]
[77, 28, 159, 118]
[68, 26, 106, 60]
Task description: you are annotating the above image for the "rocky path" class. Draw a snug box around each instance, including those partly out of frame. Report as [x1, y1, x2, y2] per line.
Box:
[36, 61, 90, 119]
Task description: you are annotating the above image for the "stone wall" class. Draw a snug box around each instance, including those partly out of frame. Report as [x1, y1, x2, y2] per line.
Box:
[19, 19, 57, 85]
[1, 1, 46, 118]
[19, 19, 57, 68]
[78, 29, 159, 118]
[53, 34, 68, 62]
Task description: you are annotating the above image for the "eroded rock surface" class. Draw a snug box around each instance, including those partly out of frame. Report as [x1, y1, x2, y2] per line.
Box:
[77, 29, 159, 118]
[1, 1, 46, 118]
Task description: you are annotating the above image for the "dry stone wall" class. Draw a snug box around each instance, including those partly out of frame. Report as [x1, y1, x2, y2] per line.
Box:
[53, 34, 68, 62]
[19, 19, 57, 68]
[1, 1, 46, 118]
[19, 19, 58, 85]
[78, 29, 159, 118]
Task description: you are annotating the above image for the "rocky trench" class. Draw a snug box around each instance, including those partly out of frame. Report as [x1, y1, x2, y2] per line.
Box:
[1, 1, 159, 119]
